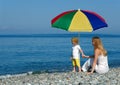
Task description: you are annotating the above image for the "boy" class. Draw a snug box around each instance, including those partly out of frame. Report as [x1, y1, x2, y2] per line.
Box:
[71, 37, 85, 72]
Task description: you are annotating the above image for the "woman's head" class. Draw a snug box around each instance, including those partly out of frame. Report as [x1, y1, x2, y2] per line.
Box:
[71, 37, 79, 45]
[92, 36, 107, 56]
[92, 36, 101, 47]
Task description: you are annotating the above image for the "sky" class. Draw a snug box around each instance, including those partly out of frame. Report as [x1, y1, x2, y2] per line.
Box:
[0, 0, 120, 34]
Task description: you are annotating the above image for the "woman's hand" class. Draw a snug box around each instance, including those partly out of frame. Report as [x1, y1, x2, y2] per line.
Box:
[82, 55, 90, 58]
[85, 56, 90, 58]
[82, 55, 86, 58]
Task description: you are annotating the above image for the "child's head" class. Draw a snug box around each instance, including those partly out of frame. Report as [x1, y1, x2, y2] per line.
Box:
[71, 37, 79, 45]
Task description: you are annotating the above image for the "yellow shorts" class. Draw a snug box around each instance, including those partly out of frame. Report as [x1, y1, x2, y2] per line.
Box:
[72, 59, 80, 67]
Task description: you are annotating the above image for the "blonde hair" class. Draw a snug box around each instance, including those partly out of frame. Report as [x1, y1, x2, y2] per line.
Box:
[71, 37, 79, 44]
[92, 36, 107, 56]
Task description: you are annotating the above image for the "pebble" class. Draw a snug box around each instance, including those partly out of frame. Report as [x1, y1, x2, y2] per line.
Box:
[0, 68, 120, 85]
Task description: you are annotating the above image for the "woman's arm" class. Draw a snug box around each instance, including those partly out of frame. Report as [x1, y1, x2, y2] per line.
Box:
[84, 55, 94, 58]
[80, 49, 93, 58]
[88, 49, 100, 74]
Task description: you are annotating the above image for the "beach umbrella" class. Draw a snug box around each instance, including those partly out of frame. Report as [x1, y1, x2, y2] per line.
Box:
[51, 9, 108, 32]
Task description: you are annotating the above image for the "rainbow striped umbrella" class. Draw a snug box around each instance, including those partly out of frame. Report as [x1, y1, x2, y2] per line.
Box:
[51, 9, 108, 32]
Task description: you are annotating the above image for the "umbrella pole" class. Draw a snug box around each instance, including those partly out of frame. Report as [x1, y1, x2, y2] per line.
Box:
[78, 32, 80, 44]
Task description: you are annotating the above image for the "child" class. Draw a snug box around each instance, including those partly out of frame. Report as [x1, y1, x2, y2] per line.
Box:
[71, 37, 85, 72]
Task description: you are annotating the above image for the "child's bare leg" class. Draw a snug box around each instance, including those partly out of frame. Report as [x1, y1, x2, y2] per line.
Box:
[72, 66, 76, 72]
[78, 66, 81, 72]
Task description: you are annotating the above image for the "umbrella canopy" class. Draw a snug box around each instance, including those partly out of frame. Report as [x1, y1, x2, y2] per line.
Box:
[51, 9, 108, 32]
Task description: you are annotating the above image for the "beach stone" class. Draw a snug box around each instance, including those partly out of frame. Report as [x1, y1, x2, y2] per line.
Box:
[0, 68, 120, 85]
[110, 80, 118, 84]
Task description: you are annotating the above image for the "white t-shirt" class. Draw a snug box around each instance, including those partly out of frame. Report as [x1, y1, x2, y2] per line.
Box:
[72, 45, 81, 59]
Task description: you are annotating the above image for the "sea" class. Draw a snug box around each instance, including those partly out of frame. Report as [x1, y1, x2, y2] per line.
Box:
[0, 34, 120, 75]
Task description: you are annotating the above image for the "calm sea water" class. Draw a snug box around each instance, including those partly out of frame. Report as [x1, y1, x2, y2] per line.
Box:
[0, 34, 120, 75]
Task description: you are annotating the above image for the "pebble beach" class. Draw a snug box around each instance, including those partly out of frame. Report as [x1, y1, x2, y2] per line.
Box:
[0, 68, 119, 85]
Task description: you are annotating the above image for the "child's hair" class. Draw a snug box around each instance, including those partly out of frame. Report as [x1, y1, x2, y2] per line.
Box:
[71, 37, 79, 44]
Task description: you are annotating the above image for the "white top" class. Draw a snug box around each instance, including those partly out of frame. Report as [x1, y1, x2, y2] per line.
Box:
[96, 55, 109, 74]
[97, 55, 109, 68]
[72, 45, 81, 59]
[98, 55, 108, 66]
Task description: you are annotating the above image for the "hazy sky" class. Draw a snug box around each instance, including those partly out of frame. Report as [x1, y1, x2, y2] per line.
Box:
[0, 0, 119, 34]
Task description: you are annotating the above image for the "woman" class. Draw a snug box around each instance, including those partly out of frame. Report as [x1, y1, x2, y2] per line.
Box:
[82, 36, 109, 74]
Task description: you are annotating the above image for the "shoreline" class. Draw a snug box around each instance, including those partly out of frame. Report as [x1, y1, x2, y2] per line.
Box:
[0, 33, 120, 38]
[0, 67, 120, 85]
